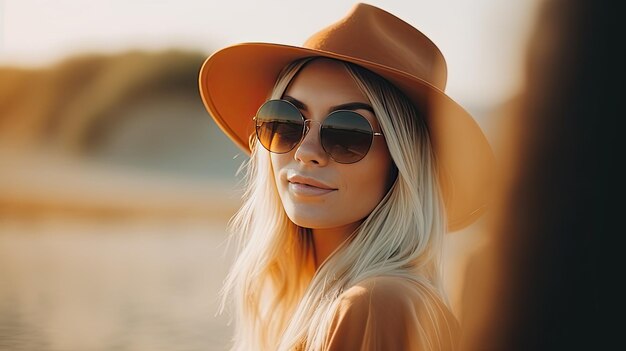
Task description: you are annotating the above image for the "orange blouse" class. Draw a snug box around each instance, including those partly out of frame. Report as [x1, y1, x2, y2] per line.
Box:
[323, 276, 460, 351]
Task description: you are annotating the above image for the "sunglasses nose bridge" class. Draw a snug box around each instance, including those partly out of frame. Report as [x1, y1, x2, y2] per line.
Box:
[302, 119, 322, 137]
[296, 119, 327, 159]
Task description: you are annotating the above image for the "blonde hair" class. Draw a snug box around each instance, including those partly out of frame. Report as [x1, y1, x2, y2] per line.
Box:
[220, 57, 452, 351]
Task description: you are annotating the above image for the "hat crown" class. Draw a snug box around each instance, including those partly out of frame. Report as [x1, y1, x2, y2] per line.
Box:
[303, 3, 448, 91]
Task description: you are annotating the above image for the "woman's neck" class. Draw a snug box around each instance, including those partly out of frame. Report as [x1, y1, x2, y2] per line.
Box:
[311, 222, 360, 269]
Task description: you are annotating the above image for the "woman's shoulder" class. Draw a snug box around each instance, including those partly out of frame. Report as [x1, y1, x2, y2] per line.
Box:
[339, 275, 446, 310]
[325, 275, 459, 351]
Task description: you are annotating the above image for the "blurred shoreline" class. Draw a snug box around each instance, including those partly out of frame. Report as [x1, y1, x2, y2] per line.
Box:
[0, 147, 241, 221]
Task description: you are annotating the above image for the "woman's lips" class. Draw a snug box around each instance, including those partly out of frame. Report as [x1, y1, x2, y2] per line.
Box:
[288, 182, 337, 196]
[286, 173, 337, 197]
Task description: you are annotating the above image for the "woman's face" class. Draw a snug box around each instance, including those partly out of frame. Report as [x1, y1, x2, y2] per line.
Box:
[270, 59, 395, 230]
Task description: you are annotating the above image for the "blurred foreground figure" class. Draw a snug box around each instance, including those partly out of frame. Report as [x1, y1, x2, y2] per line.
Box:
[460, 0, 620, 350]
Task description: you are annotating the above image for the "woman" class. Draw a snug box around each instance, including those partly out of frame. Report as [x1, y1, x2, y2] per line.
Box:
[199, 3, 494, 350]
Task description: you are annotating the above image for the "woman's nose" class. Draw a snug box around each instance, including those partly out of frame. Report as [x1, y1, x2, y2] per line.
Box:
[294, 120, 329, 166]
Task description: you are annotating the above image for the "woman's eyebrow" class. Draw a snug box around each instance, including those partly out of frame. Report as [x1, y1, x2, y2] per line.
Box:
[283, 95, 307, 110]
[331, 102, 374, 113]
[283, 95, 374, 114]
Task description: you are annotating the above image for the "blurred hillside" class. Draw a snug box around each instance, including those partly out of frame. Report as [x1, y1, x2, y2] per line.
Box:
[0, 50, 245, 217]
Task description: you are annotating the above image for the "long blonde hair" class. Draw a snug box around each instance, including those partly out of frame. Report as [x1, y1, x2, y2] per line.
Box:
[220, 57, 451, 351]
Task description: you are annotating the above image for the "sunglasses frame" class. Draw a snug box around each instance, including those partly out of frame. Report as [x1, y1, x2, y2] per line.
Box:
[253, 99, 384, 164]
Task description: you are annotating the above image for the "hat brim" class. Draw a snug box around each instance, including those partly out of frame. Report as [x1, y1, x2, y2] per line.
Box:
[198, 43, 495, 232]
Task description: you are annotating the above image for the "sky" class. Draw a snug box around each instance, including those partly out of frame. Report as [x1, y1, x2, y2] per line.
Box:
[0, 0, 540, 109]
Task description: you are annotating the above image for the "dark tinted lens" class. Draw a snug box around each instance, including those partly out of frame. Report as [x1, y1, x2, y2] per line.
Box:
[321, 111, 374, 163]
[255, 100, 304, 153]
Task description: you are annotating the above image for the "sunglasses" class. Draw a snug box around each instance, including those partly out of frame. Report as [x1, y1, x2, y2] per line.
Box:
[253, 99, 384, 164]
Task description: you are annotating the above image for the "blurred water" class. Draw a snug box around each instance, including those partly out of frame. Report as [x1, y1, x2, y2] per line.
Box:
[0, 216, 235, 351]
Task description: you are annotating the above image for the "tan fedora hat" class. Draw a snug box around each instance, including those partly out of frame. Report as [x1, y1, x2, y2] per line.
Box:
[198, 2, 495, 232]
